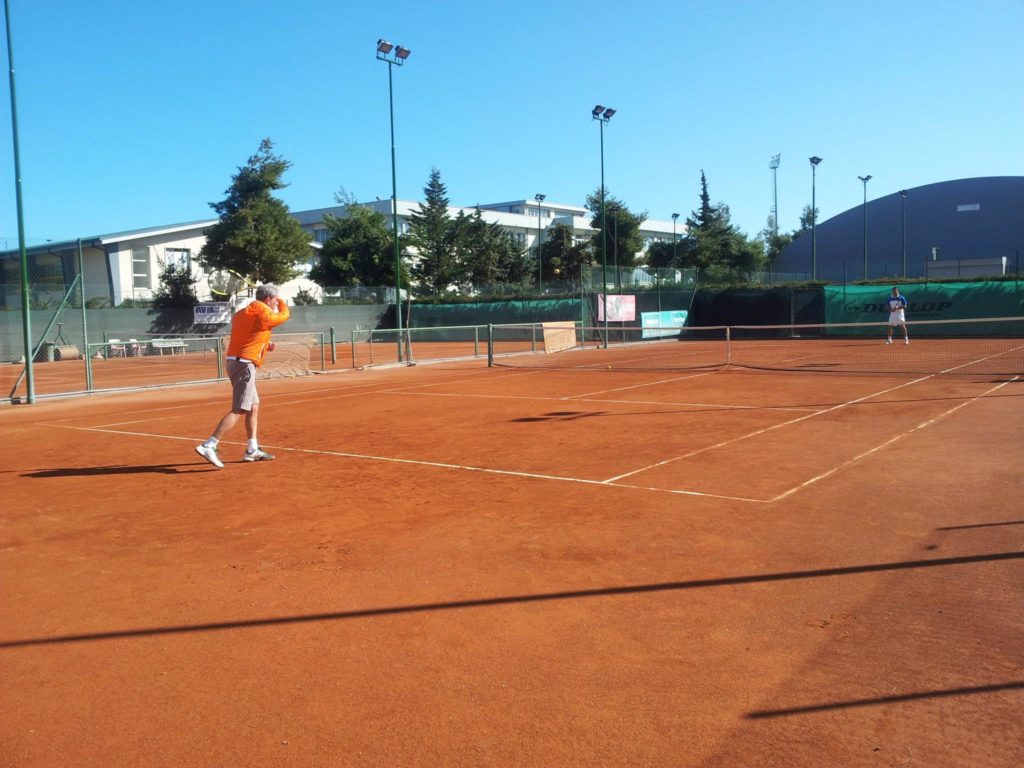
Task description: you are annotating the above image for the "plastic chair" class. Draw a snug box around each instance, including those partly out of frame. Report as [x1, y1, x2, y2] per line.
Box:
[108, 339, 126, 357]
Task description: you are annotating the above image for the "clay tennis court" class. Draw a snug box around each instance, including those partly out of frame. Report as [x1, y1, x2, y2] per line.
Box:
[1, 354, 1022, 766]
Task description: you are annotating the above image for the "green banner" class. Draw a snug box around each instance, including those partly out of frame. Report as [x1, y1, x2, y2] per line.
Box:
[825, 282, 1024, 324]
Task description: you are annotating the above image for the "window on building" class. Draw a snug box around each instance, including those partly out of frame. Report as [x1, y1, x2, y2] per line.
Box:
[132, 247, 151, 289]
[314, 228, 329, 243]
[164, 248, 191, 270]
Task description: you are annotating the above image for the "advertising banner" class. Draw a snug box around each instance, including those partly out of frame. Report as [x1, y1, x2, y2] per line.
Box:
[641, 310, 689, 338]
[597, 294, 636, 322]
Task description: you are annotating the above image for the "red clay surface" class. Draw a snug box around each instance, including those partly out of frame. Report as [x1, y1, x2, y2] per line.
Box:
[2, 360, 1022, 767]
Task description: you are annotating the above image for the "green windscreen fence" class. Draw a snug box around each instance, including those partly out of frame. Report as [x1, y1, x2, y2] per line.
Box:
[825, 282, 1024, 324]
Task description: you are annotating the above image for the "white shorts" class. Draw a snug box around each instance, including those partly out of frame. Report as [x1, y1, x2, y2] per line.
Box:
[888, 310, 906, 326]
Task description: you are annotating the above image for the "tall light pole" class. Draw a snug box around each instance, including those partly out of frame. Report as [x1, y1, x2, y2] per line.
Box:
[535, 193, 546, 294]
[809, 156, 822, 280]
[5, 0, 34, 402]
[671, 212, 679, 266]
[769, 154, 781, 235]
[376, 38, 410, 363]
[592, 105, 615, 345]
[899, 189, 908, 278]
[858, 174, 872, 280]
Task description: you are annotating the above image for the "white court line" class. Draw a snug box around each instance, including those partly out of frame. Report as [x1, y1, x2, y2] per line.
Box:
[393, 390, 823, 414]
[770, 376, 1019, 502]
[45, 423, 767, 504]
[566, 371, 715, 398]
[602, 373, 937, 483]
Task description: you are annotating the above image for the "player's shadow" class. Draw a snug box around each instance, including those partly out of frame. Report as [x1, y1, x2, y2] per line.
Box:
[24, 463, 211, 477]
[512, 411, 608, 422]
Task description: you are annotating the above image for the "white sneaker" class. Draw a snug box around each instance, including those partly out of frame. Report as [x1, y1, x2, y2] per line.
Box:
[195, 443, 224, 469]
[905, 338, 909, 345]
[243, 448, 275, 462]
[885, 338, 892, 345]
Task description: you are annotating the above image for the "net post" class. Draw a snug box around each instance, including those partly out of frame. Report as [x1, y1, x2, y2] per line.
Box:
[329, 326, 336, 364]
[726, 326, 732, 366]
[351, 329, 357, 368]
[473, 326, 479, 357]
[487, 324, 494, 367]
[216, 336, 225, 379]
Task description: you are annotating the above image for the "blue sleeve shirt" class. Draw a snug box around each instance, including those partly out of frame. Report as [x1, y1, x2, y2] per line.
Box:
[887, 294, 907, 311]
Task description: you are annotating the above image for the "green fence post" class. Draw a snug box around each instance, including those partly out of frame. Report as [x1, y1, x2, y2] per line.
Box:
[329, 326, 336, 364]
[216, 336, 225, 379]
[487, 324, 493, 367]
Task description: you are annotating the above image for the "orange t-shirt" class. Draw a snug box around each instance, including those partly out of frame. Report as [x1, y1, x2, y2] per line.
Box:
[226, 299, 290, 367]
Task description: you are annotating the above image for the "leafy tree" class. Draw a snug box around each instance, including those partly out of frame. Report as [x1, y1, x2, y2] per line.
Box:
[292, 286, 319, 305]
[584, 189, 647, 272]
[200, 138, 312, 284]
[759, 217, 795, 269]
[457, 208, 528, 288]
[152, 261, 198, 308]
[310, 191, 403, 289]
[799, 204, 818, 231]
[539, 222, 592, 288]
[408, 168, 465, 295]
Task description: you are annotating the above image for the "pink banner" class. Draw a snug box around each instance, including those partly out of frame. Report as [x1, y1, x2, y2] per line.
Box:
[597, 294, 636, 322]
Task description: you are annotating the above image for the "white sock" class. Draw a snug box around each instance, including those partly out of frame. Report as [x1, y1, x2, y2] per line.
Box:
[205, 437, 219, 448]
[247, 439, 258, 452]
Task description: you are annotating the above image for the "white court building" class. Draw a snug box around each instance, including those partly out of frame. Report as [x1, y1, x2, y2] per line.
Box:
[1, 199, 682, 308]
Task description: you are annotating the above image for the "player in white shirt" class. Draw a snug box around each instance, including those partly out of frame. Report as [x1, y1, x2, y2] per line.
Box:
[886, 287, 909, 345]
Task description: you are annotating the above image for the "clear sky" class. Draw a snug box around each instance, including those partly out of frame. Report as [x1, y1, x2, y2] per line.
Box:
[1, 0, 1021, 248]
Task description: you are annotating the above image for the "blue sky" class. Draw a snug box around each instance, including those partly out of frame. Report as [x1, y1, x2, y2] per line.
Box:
[1, 0, 1021, 247]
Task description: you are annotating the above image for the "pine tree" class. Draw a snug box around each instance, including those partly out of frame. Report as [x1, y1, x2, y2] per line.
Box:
[199, 138, 312, 284]
[408, 169, 465, 295]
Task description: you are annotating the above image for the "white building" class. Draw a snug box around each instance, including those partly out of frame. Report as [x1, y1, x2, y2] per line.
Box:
[1, 199, 683, 307]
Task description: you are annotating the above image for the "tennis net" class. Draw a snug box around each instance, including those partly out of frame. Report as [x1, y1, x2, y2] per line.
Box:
[487, 317, 1024, 376]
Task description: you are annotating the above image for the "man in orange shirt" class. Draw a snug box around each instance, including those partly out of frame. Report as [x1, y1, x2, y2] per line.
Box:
[195, 284, 290, 468]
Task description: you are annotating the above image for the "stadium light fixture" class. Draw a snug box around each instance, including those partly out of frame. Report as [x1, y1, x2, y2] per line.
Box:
[858, 175, 872, 280]
[603, 108, 616, 119]
[592, 104, 605, 117]
[809, 156, 822, 280]
[377, 38, 412, 361]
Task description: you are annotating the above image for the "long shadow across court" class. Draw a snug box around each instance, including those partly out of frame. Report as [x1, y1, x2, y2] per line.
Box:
[3, 550, 1021, 650]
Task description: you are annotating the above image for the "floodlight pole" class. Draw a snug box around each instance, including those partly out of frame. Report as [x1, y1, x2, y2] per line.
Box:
[593, 105, 615, 347]
[5, 0, 33, 403]
[377, 39, 410, 363]
[858, 174, 872, 280]
[809, 156, 822, 280]
[899, 190, 907, 278]
[535, 193, 545, 294]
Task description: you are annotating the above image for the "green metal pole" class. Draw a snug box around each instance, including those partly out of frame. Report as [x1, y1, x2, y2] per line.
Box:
[79, 239, 93, 391]
[387, 61, 403, 363]
[600, 119, 608, 348]
[810, 164, 817, 281]
[5, 0, 34, 402]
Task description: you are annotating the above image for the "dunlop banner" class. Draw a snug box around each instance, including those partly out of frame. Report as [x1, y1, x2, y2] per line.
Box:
[824, 282, 1024, 324]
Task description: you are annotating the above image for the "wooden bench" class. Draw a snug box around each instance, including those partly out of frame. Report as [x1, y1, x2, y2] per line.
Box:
[148, 339, 188, 355]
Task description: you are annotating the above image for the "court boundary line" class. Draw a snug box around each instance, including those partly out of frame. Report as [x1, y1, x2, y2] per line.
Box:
[769, 375, 1019, 502]
[44, 423, 770, 504]
[602, 373, 936, 483]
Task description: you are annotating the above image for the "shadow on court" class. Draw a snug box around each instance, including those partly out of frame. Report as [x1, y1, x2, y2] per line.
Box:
[745, 681, 1024, 718]
[3, 550, 1021, 650]
[24, 463, 214, 477]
